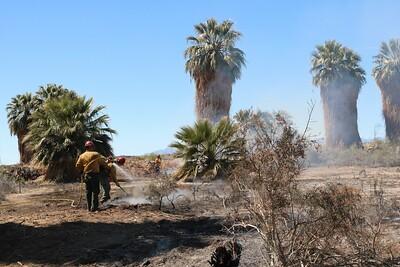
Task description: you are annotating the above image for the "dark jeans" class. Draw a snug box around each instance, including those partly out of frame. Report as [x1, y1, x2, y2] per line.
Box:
[85, 173, 100, 211]
[100, 173, 111, 202]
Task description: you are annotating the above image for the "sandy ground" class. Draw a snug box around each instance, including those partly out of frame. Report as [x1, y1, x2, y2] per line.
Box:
[1, 166, 400, 266]
[300, 166, 400, 199]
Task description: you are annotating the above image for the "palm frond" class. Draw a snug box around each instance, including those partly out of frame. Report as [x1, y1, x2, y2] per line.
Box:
[185, 18, 245, 83]
[24, 94, 115, 168]
[6, 93, 37, 136]
[35, 83, 78, 106]
[373, 39, 400, 85]
[170, 118, 244, 179]
[311, 40, 366, 87]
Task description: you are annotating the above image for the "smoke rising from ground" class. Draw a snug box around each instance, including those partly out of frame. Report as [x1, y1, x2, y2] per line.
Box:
[109, 164, 194, 207]
[109, 186, 192, 207]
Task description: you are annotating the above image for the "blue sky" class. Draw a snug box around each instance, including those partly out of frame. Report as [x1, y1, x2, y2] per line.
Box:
[0, 0, 399, 164]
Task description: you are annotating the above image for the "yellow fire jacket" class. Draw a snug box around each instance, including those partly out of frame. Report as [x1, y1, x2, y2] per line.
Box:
[76, 151, 107, 174]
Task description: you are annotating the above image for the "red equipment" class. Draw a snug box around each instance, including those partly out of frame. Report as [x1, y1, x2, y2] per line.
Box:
[84, 141, 94, 148]
[116, 157, 126, 165]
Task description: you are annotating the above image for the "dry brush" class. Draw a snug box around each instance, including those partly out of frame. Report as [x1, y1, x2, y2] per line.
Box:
[227, 110, 398, 266]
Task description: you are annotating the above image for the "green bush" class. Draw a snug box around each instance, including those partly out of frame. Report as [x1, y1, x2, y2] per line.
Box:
[170, 118, 244, 180]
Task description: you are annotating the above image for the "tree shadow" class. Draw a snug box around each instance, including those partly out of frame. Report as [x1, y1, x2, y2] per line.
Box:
[0, 217, 223, 266]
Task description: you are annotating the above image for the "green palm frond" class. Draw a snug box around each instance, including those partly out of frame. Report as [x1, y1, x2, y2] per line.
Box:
[311, 40, 366, 87]
[35, 83, 78, 106]
[373, 39, 400, 84]
[185, 18, 245, 83]
[170, 118, 243, 179]
[6, 93, 37, 136]
[24, 95, 115, 167]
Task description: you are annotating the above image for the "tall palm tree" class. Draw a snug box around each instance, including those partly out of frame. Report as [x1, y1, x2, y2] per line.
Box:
[24, 95, 116, 182]
[6, 93, 37, 163]
[170, 118, 244, 180]
[372, 39, 400, 141]
[185, 18, 245, 123]
[311, 40, 366, 148]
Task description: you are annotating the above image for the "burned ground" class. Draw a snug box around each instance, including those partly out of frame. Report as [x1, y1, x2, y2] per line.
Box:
[0, 178, 235, 267]
[1, 217, 221, 266]
[0, 166, 400, 266]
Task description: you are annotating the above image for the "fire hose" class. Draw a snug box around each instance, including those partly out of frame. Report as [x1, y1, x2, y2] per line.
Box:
[74, 179, 84, 207]
[43, 180, 83, 208]
[45, 157, 128, 208]
[45, 181, 126, 208]
[117, 184, 128, 195]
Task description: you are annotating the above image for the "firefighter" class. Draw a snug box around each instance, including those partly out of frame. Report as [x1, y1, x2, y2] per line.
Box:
[100, 156, 126, 203]
[76, 141, 108, 212]
[154, 154, 162, 173]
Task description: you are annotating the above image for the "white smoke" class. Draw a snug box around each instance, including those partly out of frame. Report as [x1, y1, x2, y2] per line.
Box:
[111, 196, 152, 205]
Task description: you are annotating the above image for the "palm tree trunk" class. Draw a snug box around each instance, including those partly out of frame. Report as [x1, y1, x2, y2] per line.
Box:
[378, 76, 400, 142]
[196, 67, 232, 124]
[321, 76, 362, 148]
[46, 156, 78, 182]
[17, 131, 32, 164]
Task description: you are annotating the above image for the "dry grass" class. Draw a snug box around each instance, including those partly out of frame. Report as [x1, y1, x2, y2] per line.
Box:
[307, 140, 400, 167]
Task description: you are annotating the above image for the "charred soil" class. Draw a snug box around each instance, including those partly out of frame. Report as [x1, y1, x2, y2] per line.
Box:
[1, 166, 400, 266]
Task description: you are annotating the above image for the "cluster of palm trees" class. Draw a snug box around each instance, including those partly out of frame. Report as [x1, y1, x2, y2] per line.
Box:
[312, 39, 400, 148]
[6, 84, 115, 181]
[185, 18, 400, 149]
[6, 18, 400, 181]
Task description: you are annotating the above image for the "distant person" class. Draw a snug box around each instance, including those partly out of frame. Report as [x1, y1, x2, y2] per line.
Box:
[76, 141, 108, 212]
[100, 156, 126, 203]
[154, 154, 162, 173]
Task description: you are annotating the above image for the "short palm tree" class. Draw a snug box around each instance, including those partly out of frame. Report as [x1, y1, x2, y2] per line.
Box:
[6, 93, 37, 163]
[24, 95, 116, 182]
[185, 18, 245, 123]
[311, 40, 365, 148]
[170, 118, 244, 180]
[373, 39, 400, 141]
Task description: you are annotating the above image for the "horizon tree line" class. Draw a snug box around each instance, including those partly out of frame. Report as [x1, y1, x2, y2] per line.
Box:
[6, 19, 400, 173]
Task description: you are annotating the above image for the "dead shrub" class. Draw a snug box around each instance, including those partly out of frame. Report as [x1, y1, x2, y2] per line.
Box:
[147, 175, 178, 210]
[0, 176, 16, 200]
[0, 165, 43, 181]
[208, 239, 242, 267]
[0, 165, 42, 198]
[228, 109, 399, 266]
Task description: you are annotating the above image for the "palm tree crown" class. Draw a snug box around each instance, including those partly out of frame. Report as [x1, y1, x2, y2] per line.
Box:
[373, 39, 400, 85]
[6, 93, 37, 136]
[311, 40, 366, 87]
[185, 18, 245, 83]
[24, 95, 116, 167]
[170, 118, 244, 179]
[35, 84, 77, 106]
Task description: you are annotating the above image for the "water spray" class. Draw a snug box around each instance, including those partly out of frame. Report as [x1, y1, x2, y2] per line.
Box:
[114, 163, 137, 181]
